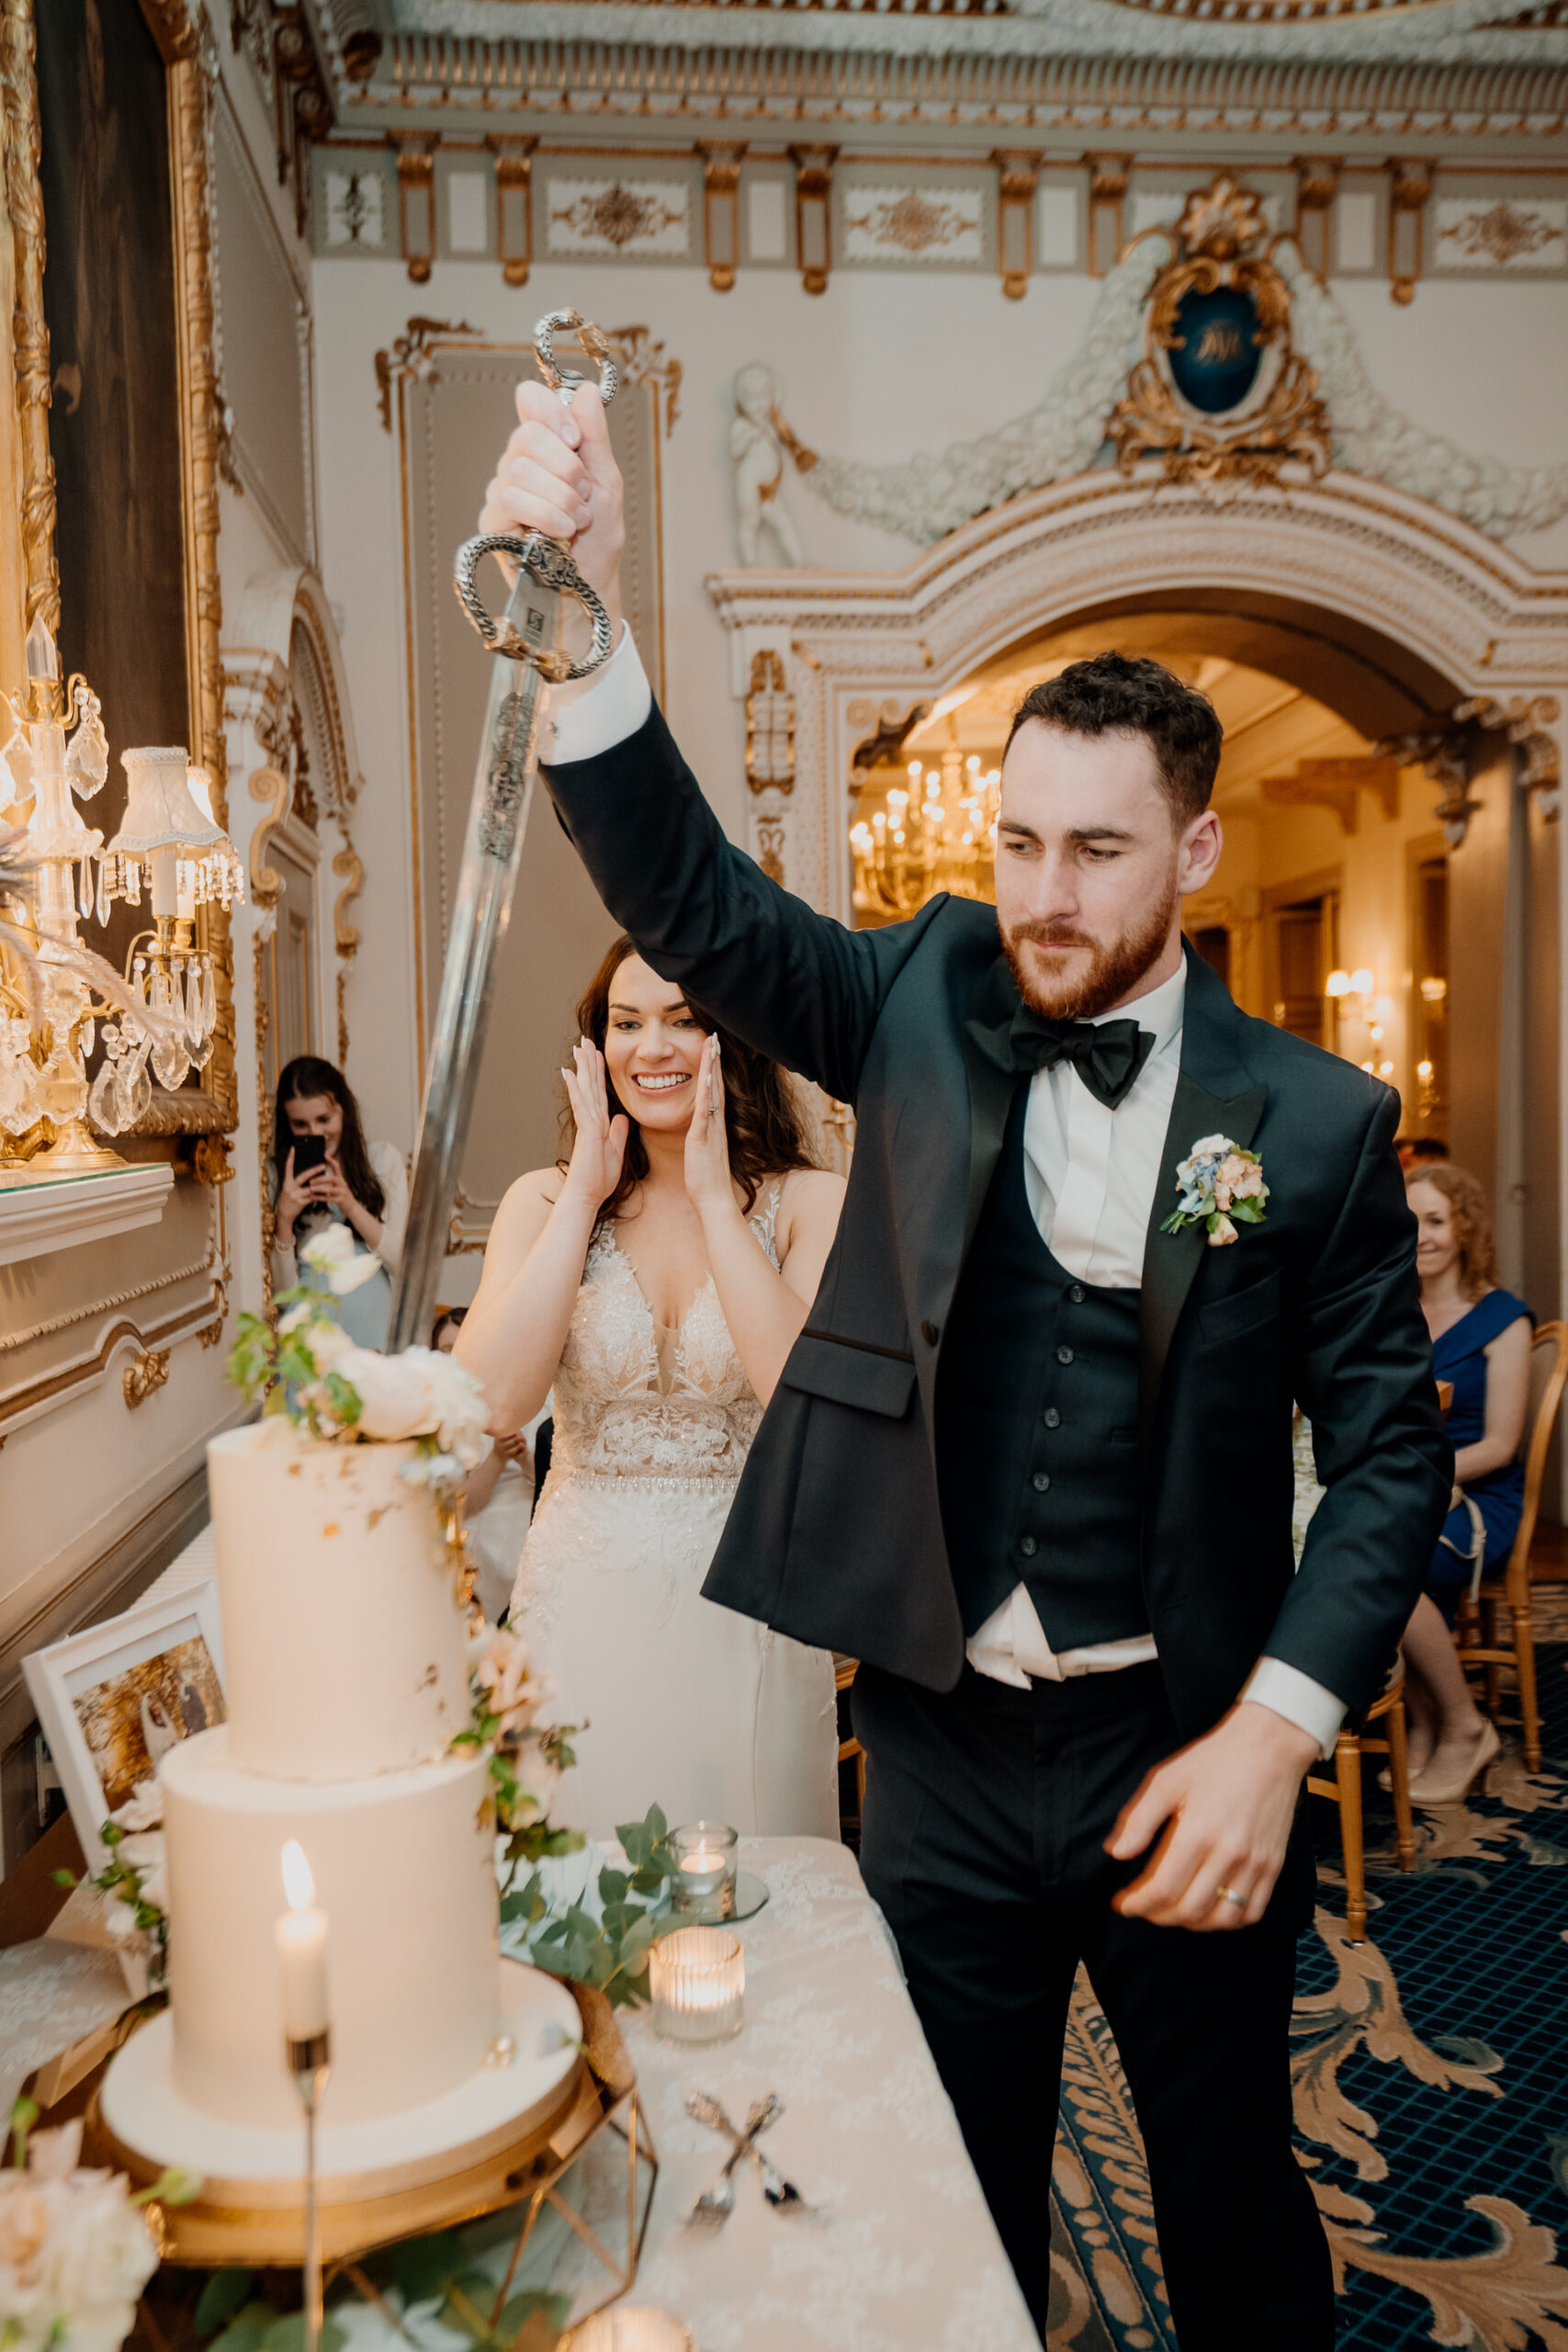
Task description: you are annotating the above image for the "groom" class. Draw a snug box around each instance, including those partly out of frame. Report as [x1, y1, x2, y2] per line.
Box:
[482, 387, 1451, 2346]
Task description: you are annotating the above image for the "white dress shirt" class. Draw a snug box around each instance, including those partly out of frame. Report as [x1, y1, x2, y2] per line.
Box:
[547, 626, 1343, 1758]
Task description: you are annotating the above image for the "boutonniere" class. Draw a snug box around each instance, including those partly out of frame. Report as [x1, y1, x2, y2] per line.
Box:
[1161, 1132, 1269, 1248]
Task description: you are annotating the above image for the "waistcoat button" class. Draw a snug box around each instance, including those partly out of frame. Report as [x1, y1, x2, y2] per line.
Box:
[1056, 1344, 1074, 1365]
[1032, 1471, 1051, 1493]
[1068, 1284, 1086, 1305]
[1020, 1535, 1038, 1557]
[921, 1320, 940, 1346]
[1043, 1407, 1061, 1429]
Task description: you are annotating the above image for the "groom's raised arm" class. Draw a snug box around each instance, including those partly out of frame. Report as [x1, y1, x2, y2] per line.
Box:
[482, 378, 931, 1102]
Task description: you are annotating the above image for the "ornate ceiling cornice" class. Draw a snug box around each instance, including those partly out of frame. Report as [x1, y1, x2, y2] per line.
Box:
[383, 0, 1568, 67]
[346, 41, 1567, 140]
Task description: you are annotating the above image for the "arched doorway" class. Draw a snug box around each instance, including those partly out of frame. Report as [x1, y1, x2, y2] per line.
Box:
[710, 467, 1568, 1340]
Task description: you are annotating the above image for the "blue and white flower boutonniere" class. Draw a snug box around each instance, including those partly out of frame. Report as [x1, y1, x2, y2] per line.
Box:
[1162, 1132, 1269, 1248]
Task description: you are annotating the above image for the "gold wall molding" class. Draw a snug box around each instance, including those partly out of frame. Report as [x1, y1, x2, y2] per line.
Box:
[2, 0, 56, 651]
[122, 1346, 172, 1408]
[0, 1247, 215, 1355]
[374, 314, 482, 432]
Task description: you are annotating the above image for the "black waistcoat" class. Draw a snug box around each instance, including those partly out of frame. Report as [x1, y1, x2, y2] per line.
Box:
[935, 1087, 1149, 1649]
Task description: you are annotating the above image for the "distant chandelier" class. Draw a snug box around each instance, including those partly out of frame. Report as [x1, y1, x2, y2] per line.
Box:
[851, 749, 1000, 922]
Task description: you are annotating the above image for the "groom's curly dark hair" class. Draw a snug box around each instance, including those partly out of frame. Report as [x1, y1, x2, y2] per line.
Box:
[1006, 651, 1223, 826]
[562, 933, 821, 1228]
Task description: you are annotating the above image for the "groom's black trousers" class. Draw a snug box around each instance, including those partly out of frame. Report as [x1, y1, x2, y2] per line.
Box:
[855, 1659, 1334, 2350]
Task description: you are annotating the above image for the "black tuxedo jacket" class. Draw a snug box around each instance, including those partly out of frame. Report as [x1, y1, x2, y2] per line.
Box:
[543, 704, 1452, 1741]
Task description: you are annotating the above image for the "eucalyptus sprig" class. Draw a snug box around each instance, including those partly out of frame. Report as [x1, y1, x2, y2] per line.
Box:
[502, 1804, 682, 2010]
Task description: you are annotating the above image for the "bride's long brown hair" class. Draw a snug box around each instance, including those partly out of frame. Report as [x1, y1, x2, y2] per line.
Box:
[562, 934, 819, 1225]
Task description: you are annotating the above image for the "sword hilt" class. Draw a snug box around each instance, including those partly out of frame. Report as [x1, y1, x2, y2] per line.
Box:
[533, 309, 620, 409]
[453, 534, 615, 680]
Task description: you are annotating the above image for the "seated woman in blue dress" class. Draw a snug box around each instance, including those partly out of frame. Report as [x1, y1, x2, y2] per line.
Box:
[1401, 1161, 1532, 1804]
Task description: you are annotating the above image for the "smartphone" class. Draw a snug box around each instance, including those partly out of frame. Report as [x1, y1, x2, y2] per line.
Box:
[290, 1133, 328, 1178]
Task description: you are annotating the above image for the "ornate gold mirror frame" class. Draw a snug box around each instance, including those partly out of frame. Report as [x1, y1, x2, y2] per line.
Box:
[1, 0, 236, 1158]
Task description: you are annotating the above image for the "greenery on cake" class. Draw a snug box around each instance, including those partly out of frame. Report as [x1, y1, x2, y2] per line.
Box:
[226, 1228, 488, 1486]
[456, 1631, 682, 2007]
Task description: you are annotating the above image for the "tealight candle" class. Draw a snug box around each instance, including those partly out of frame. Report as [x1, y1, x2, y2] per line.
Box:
[276, 1839, 330, 2040]
[649, 1926, 744, 2045]
[671, 1820, 739, 1923]
[564, 2311, 694, 2352]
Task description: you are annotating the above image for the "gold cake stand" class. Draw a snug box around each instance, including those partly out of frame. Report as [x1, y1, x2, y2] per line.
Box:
[85, 1986, 657, 2324]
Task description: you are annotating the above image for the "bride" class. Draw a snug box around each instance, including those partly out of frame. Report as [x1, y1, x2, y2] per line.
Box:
[457, 935, 845, 1839]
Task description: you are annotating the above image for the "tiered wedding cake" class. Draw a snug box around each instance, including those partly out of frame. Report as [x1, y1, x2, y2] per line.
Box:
[99, 1420, 583, 2200]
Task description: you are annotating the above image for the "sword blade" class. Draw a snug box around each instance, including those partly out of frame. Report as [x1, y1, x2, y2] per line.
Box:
[388, 566, 561, 1357]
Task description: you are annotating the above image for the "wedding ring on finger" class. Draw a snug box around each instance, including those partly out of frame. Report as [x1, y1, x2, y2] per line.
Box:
[1213, 1883, 1247, 1911]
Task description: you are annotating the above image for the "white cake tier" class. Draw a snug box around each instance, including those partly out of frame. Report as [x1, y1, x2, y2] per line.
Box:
[99, 1959, 583, 2203]
[161, 1727, 502, 2132]
[208, 1422, 469, 1781]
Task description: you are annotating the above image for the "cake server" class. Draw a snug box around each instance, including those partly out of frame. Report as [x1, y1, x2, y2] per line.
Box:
[388, 311, 619, 1356]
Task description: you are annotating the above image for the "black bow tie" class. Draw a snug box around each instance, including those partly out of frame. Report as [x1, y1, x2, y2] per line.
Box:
[1000, 1007, 1156, 1112]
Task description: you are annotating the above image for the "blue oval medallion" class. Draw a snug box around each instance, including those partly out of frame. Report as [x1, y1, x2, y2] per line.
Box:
[1168, 286, 1262, 415]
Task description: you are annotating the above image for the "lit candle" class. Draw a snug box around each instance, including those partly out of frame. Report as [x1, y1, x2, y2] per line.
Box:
[649, 1927, 744, 2046]
[671, 1821, 738, 1920]
[276, 1839, 330, 2039]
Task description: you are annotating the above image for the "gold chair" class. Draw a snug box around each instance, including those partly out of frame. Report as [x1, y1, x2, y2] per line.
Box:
[835, 1655, 867, 1816]
[1307, 1668, 1416, 1944]
[1452, 1317, 1568, 1773]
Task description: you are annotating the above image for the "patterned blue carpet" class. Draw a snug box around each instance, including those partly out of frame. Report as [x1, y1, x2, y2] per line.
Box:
[1046, 1595, 1568, 2351]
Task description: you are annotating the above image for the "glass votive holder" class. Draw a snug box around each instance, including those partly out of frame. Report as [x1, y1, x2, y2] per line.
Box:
[565, 2309, 694, 2352]
[648, 1926, 744, 2045]
[670, 1819, 739, 1922]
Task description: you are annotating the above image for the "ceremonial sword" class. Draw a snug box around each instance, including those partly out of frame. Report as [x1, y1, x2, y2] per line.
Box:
[387, 311, 619, 1358]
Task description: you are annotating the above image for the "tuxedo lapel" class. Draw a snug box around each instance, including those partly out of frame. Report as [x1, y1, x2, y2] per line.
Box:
[960, 957, 1024, 1256]
[1137, 954, 1268, 1455]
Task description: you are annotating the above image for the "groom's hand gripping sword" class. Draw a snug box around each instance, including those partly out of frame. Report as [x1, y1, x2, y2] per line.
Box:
[387, 311, 619, 1357]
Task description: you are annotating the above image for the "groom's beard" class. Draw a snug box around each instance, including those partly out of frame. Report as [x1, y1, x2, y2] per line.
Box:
[1004, 873, 1178, 1023]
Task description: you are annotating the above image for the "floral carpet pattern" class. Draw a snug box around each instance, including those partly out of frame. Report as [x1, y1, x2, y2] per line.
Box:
[1045, 1593, 1568, 2351]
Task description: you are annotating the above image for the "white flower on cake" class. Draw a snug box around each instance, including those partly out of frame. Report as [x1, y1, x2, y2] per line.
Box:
[0, 2116, 186, 2352]
[299, 1224, 383, 1295]
[333, 1344, 489, 1468]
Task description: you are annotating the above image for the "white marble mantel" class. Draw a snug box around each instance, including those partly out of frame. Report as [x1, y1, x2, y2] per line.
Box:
[0, 1163, 175, 1270]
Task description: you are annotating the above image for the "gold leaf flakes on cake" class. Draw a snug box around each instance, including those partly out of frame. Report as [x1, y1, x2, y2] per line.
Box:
[321, 1521, 340, 1537]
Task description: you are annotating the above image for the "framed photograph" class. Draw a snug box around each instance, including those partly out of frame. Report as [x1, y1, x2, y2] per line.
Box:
[23, 1581, 227, 1870]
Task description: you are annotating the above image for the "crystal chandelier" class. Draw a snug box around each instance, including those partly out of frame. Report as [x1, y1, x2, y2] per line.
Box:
[0, 620, 120, 1172]
[851, 748, 1001, 923]
[0, 622, 243, 1173]
[96, 747, 244, 1119]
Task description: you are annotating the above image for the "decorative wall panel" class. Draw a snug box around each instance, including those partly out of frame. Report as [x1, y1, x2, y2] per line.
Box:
[1433, 197, 1568, 271]
[840, 186, 985, 267]
[545, 176, 692, 259]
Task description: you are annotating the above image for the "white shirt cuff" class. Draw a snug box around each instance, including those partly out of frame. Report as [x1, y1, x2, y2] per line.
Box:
[543, 622, 651, 765]
[1243, 1658, 1346, 1760]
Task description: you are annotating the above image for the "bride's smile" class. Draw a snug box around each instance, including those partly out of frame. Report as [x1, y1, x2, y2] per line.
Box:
[603, 959, 706, 1131]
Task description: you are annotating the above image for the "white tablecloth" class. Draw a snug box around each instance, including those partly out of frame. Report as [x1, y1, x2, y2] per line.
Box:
[604, 1836, 1038, 2352]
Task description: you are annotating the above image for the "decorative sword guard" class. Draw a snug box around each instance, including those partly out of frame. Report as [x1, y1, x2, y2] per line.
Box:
[386, 310, 618, 1358]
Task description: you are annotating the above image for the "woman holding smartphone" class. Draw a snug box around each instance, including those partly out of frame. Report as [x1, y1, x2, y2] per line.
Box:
[272, 1056, 407, 1348]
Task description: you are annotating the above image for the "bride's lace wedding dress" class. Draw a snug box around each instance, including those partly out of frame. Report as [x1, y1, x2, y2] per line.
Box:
[511, 1185, 840, 1839]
